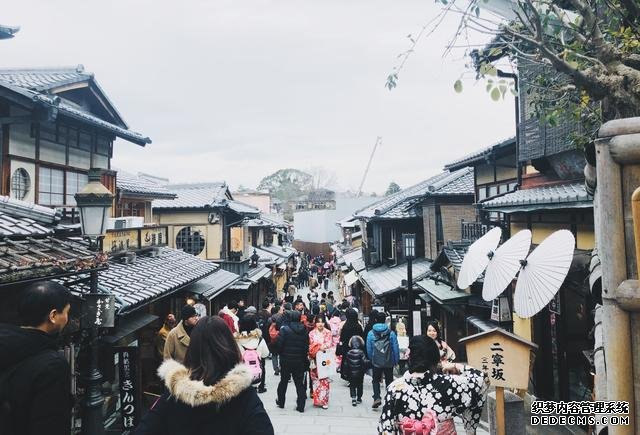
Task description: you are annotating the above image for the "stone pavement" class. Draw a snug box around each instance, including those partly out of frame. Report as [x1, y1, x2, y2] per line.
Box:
[258, 278, 489, 434]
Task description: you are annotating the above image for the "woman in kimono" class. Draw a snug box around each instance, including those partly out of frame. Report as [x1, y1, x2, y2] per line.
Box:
[308, 314, 333, 409]
[378, 335, 488, 435]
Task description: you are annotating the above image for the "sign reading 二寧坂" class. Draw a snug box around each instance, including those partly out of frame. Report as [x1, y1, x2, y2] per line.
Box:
[459, 327, 537, 390]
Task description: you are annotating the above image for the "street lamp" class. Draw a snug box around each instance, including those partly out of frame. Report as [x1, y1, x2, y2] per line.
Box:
[403, 233, 417, 336]
[75, 168, 114, 435]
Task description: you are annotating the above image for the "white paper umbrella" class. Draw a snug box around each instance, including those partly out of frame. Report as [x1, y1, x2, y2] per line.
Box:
[457, 227, 502, 289]
[514, 230, 575, 318]
[482, 229, 532, 301]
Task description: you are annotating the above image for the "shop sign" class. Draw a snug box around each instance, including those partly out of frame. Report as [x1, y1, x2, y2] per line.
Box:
[117, 347, 139, 430]
[81, 294, 115, 328]
[141, 227, 167, 247]
[104, 230, 137, 253]
[460, 328, 537, 390]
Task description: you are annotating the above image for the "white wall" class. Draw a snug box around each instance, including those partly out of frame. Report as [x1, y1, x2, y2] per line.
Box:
[294, 195, 376, 243]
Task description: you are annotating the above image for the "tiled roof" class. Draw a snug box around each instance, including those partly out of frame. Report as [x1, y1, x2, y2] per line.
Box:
[0, 66, 93, 92]
[0, 25, 20, 39]
[116, 171, 177, 199]
[226, 199, 260, 216]
[244, 214, 287, 228]
[482, 182, 592, 212]
[0, 67, 150, 146]
[84, 247, 216, 313]
[342, 248, 366, 272]
[253, 247, 285, 266]
[416, 278, 471, 304]
[184, 268, 240, 300]
[0, 237, 104, 285]
[358, 258, 432, 297]
[444, 137, 516, 171]
[0, 195, 60, 230]
[354, 168, 474, 220]
[259, 244, 296, 259]
[153, 183, 229, 209]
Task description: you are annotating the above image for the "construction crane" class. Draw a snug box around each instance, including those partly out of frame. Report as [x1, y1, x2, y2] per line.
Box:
[357, 136, 382, 197]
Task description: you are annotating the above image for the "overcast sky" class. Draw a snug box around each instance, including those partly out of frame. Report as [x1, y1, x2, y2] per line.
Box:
[4, 0, 515, 194]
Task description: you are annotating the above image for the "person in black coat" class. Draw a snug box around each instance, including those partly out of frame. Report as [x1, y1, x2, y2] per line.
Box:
[133, 316, 273, 435]
[0, 281, 73, 435]
[344, 335, 368, 406]
[337, 308, 364, 357]
[273, 310, 309, 412]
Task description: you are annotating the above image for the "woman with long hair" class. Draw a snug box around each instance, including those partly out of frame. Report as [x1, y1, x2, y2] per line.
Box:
[377, 336, 488, 435]
[133, 316, 274, 435]
[426, 320, 456, 362]
[337, 308, 364, 374]
[308, 314, 333, 409]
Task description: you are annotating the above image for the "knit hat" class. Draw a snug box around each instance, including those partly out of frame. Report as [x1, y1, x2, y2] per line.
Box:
[181, 304, 198, 320]
[245, 306, 257, 314]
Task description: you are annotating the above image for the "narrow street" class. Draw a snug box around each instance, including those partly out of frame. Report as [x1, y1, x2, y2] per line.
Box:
[259, 280, 489, 435]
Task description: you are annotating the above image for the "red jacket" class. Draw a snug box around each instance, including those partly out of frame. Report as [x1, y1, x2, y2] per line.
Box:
[220, 313, 237, 333]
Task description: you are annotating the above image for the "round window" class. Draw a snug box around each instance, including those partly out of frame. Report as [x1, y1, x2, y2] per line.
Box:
[11, 168, 30, 200]
[176, 226, 205, 256]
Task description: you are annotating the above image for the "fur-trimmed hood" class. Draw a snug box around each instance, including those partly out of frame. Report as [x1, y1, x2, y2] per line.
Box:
[158, 359, 252, 407]
[234, 328, 262, 349]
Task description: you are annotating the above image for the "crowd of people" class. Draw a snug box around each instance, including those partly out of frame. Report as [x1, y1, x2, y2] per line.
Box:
[1, 271, 490, 435]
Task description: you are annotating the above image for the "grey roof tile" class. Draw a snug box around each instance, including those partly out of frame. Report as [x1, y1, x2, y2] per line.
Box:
[0, 67, 150, 145]
[116, 171, 177, 199]
[354, 168, 474, 220]
[482, 182, 592, 211]
[444, 137, 516, 171]
[359, 258, 432, 296]
[153, 183, 229, 209]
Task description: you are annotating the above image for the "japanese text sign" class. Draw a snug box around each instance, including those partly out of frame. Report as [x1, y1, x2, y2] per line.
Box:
[117, 347, 139, 429]
[459, 328, 537, 390]
[82, 294, 115, 328]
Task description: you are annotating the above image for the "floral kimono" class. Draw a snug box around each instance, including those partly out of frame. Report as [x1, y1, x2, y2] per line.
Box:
[309, 327, 333, 407]
[377, 367, 488, 435]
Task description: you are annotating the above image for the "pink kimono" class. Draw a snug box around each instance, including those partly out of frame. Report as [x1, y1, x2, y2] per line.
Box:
[309, 328, 333, 407]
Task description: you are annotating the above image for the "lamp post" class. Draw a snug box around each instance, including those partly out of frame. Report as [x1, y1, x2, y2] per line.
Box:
[403, 233, 417, 336]
[75, 168, 114, 435]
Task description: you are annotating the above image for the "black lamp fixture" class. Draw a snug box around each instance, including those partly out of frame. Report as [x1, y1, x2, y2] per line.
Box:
[250, 249, 260, 268]
[75, 168, 114, 435]
[402, 233, 417, 336]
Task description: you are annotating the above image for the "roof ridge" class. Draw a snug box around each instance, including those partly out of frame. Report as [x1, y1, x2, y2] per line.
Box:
[0, 65, 90, 74]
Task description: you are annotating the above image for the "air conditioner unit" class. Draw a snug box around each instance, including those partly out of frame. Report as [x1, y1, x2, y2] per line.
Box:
[108, 217, 145, 230]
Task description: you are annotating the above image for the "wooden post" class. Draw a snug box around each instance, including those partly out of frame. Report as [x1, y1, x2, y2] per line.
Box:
[495, 386, 506, 435]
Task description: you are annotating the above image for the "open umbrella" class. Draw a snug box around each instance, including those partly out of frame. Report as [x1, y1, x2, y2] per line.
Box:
[457, 226, 502, 289]
[482, 229, 532, 301]
[514, 230, 575, 318]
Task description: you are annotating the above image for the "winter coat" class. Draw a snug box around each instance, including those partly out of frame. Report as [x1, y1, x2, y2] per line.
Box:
[337, 317, 364, 356]
[0, 323, 72, 435]
[344, 336, 367, 381]
[132, 360, 274, 435]
[366, 323, 400, 368]
[234, 329, 270, 359]
[163, 320, 190, 363]
[273, 321, 309, 368]
[220, 308, 238, 333]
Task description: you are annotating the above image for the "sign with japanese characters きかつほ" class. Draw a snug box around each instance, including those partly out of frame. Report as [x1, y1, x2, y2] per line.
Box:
[459, 327, 538, 389]
[117, 347, 139, 430]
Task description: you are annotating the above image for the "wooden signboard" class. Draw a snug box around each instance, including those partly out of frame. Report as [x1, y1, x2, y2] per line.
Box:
[459, 328, 537, 435]
[103, 226, 169, 254]
[117, 346, 139, 430]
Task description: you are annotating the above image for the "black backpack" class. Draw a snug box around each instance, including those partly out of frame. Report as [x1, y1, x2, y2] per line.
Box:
[371, 329, 393, 368]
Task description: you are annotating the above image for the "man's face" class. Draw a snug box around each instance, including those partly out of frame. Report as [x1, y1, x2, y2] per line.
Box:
[166, 314, 176, 327]
[50, 303, 71, 333]
[295, 303, 303, 312]
[185, 315, 200, 327]
[238, 301, 245, 308]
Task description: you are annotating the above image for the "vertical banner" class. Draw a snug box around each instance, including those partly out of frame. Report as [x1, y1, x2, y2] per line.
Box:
[117, 347, 139, 430]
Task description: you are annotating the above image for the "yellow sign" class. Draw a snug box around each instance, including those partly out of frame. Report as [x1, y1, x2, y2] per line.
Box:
[103, 226, 169, 254]
[459, 328, 537, 390]
[104, 230, 137, 254]
[230, 227, 244, 252]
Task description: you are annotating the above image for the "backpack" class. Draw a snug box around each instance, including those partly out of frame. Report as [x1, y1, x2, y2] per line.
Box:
[241, 344, 263, 385]
[269, 322, 280, 341]
[371, 329, 393, 368]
